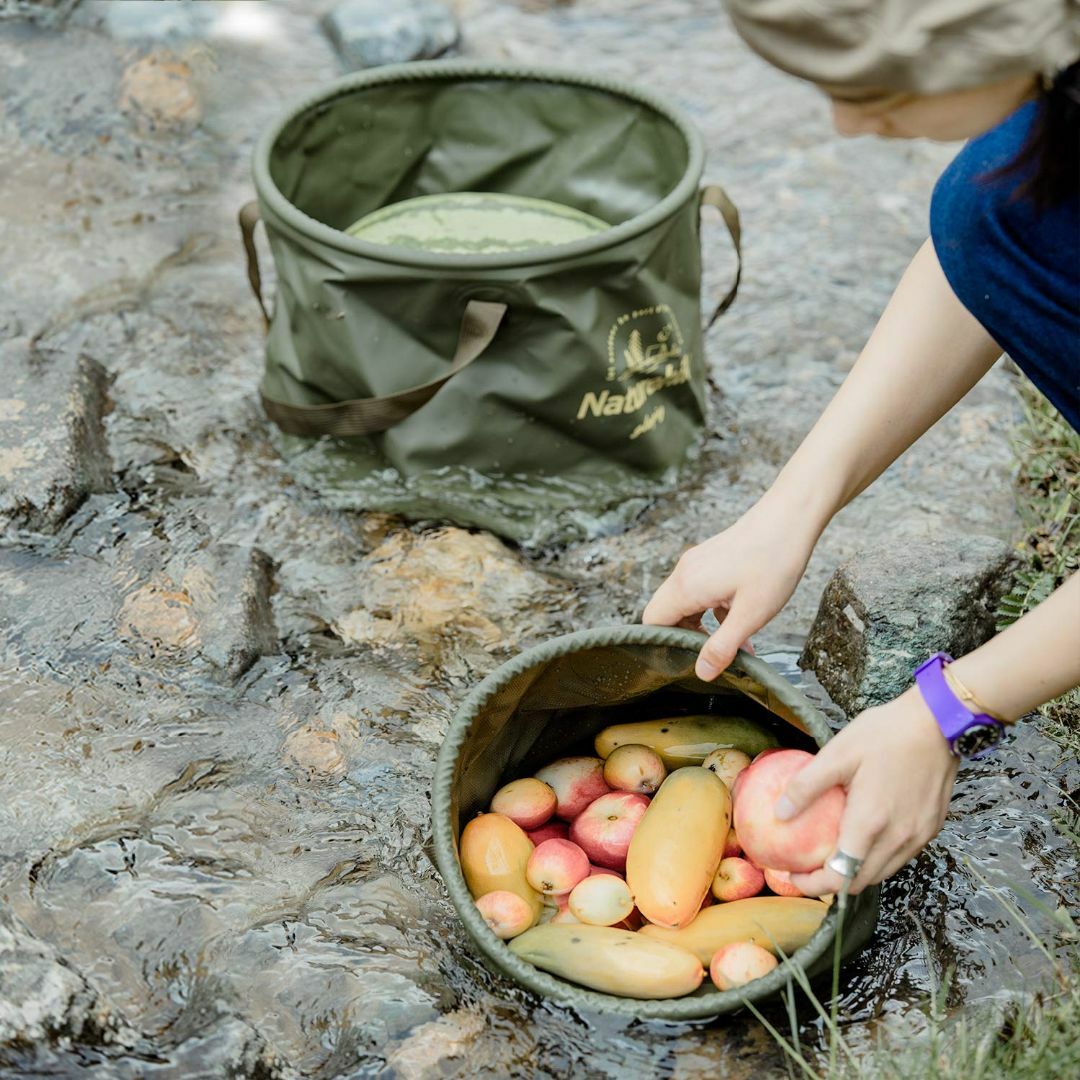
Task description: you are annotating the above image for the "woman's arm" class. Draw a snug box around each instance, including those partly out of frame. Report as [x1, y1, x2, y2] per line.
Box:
[644, 236, 1004, 678]
[784, 572, 1080, 897]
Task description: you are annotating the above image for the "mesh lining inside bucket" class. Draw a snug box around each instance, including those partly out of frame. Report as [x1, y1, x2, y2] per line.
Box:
[433, 625, 879, 1020]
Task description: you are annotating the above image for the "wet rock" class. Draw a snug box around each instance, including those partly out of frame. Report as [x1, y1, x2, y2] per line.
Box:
[119, 51, 202, 131]
[333, 527, 560, 667]
[383, 1007, 487, 1079]
[322, 0, 459, 70]
[0, 910, 130, 1048]
[0, 341, 111, 534]
[120, 542, 277, 681]
[800, 534, 1019, 714]
[167, 1014, 295, 1080]
[98, 0, 217, 41]
[283, 723, 347, 778]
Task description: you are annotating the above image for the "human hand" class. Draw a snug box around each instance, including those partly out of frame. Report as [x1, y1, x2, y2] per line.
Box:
[642, 498, 819, 680]
[782, 688, 960, 897]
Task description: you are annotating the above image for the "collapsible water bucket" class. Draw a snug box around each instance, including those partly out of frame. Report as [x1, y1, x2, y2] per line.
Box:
[432, 625, 879, 1020]
[242, 63, 740, 545]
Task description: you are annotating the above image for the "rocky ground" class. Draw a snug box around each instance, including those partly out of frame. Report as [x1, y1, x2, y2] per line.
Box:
[0, 2, 1075, 1078]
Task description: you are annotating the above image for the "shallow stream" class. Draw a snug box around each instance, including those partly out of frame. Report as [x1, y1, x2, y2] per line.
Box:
[1, 2, 1075, 1077]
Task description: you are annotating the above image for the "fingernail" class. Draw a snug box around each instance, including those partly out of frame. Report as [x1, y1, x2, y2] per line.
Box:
[696, 660, 720, 681]
[774, 795, 797, 821]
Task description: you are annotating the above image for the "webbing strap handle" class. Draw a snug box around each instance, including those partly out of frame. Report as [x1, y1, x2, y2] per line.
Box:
[238, 200, 508, 437]
[699, 184, 742, 328]
[261, 299, 508, 437]
[239, 200, 270, 330]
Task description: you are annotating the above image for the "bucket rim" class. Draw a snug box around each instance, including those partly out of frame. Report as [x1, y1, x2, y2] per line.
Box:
[252, 60, 706, 272]
[431, 623, 877, 1021]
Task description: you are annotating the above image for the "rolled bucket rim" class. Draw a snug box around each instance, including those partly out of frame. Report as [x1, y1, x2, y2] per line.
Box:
[432, 623, 878, 1022]
[252, 60, 706, 272]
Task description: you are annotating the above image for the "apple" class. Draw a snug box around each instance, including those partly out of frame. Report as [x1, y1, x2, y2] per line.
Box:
[567, 874, 634, 926]
[475, 891, 536, 939]
[589, 865, 624, 879]
[602, 743, 667, 795]
[710, 941, 779, 990]
[534, 757, 610, 821]
[763, 867, 807, 898]
[732, 749, 845, 873]
[526, 821, 570, 846]
[525, 838, 590, 896]
[702, 747, 751, 790]
[569, 791, 650, 871]
[711, 857, 765, 902]
[723, 827, 742, 858]
[490, 777, 557, 830]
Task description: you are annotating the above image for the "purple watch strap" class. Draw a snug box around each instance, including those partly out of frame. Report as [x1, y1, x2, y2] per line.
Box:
[914, 652, 1002, 757]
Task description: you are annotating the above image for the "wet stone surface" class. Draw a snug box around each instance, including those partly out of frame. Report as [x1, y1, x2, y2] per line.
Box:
[0, 1, 1074, 1077]
[802, 534, 1021, 714]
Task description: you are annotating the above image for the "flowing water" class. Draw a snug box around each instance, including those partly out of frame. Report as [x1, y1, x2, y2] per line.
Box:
[1, 2, 1075, 1077]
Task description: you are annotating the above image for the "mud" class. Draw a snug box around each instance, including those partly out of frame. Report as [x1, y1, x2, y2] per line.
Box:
[0, 2, 1074, 1077]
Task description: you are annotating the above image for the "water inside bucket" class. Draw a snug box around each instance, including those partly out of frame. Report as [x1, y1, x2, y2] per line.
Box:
[345, 192, 611, 254]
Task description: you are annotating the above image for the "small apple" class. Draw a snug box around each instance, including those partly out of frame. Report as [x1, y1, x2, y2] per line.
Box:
[475, 891, 536, 939]
[569, 791, 650, 871]
[702, 747, 751, 790]
[733, 749, 845, 873]
[763, 867, 807, 898]
[526, 821, 570, 846]
[567, 874, 634, 926]
[723, 827, 742, 858]
[534, 757, 611, 821]
[602, 743, 667, 795]
[525, 838, 590, 896]
[711, 857, 765, 902]
[490, 777, 557, 830]
[710, 941, 778, 990]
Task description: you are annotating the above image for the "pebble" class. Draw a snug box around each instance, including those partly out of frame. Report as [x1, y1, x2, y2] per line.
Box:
[322, 0, 459, 70]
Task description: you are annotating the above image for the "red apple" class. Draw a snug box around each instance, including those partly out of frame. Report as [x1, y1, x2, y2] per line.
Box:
[525, 838, 590, 896]
[711, 857, 765, 902]
[763, 867, 807, 898]
[733, 749, 845, 873]
[534, 757, 610, 821]
[567, 874, 634, 926]
[490, 777, 557, 830]
[526, 821, 570, 846]
[702, 747, 751, 790]
[723, 827, 742, 859]
[710, 942, 778, 990]
[602, 743, 667, 795]
[475, 891, 535, 939]
[569, 791, 650, 871]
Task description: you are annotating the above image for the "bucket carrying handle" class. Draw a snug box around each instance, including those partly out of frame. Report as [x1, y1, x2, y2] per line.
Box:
[239, 200, 271, 329]
[699, 184, 742, 329]
[238, 201, 508, 437]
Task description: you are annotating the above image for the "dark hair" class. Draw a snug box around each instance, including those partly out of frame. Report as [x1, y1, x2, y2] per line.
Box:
[997, 60, 1080, 208]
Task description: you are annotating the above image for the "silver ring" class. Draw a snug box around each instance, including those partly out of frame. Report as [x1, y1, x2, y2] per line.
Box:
[825, 849, 864, 879]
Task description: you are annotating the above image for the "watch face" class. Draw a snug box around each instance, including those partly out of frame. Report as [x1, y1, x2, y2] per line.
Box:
[954, 723, 1004, 757]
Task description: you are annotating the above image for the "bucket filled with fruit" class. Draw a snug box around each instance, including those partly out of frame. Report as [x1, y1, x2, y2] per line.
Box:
[432, 624, 879, 1020]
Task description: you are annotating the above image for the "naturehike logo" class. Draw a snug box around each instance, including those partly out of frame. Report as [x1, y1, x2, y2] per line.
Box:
[575, 304, 692, 432]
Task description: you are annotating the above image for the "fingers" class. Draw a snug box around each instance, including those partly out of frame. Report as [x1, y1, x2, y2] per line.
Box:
[789, 799, 888, 897]
[642, 552, 717, 628]
[774, 741, 851, 822]
[694, 600, 762, 681]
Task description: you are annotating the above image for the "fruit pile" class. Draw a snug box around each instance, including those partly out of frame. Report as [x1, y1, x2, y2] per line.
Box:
[460, 716, 845, 999]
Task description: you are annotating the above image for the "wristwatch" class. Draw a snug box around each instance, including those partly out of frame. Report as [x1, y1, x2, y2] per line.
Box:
[913, 652, 1005, 759]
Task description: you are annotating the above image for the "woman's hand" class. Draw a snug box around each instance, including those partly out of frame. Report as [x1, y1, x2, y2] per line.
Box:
[642, 496, 820, 680]
[783, 688, 960, 896]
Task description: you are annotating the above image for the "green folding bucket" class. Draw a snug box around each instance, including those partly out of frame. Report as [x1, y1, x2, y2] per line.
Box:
[241, 62, 740, 546]
[432, 625, 879, 1020]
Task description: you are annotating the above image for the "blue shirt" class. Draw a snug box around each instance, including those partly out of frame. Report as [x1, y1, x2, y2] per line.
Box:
[930, 101, 1079, 431]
